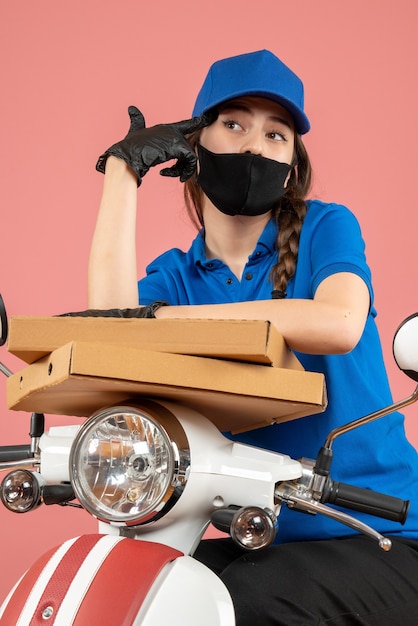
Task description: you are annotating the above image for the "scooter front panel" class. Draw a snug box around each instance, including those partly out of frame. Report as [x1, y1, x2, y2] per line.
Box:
[134, 555, 235, 626]
[0, 534, 183, 625]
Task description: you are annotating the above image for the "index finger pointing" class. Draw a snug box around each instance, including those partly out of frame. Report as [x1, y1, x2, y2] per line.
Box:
[170, 114, 213, 135]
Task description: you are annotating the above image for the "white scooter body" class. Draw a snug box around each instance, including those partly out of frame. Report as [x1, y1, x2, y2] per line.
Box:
[0, 402, 302, 625]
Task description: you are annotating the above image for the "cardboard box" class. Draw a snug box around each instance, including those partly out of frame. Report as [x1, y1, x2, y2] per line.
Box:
[7, 316, 303, 369]
[7, 341, 327, 434]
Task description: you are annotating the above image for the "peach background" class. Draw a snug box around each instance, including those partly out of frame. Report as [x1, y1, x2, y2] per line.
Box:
[1, 0, 418, 603]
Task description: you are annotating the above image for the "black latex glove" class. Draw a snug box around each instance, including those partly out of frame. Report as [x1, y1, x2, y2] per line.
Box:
[96, 105, 210, 186]
[59, 301, 169, 319]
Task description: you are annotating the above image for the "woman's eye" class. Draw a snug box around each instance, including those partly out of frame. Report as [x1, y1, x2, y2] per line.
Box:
[267, 130, 287, 142]
[222, 119, 242, 131]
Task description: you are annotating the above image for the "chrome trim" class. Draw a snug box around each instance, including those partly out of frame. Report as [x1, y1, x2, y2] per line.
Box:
[276, 482, 392, 551]
[0, 459, 40, 472]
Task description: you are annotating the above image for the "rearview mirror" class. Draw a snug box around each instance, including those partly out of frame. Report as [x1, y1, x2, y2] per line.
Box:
[0, 294, 7, 347]
[393, 313, 418, 382]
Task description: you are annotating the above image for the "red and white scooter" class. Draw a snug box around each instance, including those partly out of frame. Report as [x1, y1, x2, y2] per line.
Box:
[0, 295, 417, 625]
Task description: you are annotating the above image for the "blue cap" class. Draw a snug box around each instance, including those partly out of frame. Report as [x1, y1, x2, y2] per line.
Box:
[192, 49, 310, 135]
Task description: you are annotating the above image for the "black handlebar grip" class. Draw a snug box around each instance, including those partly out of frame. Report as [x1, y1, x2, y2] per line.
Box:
[0, 445, 32, 463]
[324, 481, 410, 524]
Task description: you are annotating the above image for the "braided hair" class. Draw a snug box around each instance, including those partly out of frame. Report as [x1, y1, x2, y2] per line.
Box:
[270, 134, 311, 297]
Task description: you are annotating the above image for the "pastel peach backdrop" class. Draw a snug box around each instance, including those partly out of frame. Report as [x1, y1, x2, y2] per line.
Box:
[0, 0, 417, 603]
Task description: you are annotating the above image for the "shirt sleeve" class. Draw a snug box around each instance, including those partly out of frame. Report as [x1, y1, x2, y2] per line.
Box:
[137, 248, 185, 305]
[305, 202, 373, 302]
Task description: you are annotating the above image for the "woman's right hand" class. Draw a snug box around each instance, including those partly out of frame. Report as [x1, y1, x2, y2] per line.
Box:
[96, 105, 210, 186]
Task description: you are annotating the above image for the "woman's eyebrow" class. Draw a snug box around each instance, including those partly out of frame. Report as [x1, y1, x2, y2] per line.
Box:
[219, 102, 252, 115]
[219, 102, 293, 129]
[268, 114, 293, 130]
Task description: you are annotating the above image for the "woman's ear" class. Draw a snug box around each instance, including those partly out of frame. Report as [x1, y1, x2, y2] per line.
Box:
[284, 147, 299, 187]
[284, 165, 297, 188]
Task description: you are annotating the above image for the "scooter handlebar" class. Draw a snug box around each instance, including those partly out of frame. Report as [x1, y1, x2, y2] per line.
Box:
[0, 445, 32, 463]
[324, 480, 410, 524]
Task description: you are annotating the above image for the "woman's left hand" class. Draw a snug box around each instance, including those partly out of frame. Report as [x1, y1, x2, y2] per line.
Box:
[96, 105, 210, 185]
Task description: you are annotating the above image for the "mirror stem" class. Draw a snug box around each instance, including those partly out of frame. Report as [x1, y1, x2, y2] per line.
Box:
[324, 385, 418, 450]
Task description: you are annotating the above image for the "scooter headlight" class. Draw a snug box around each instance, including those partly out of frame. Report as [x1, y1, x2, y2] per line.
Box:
[69, 403, 190, 526]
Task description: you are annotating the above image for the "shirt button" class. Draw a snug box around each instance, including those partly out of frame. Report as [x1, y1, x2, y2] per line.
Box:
[245, 272, 253, 281]
[226, 278, 233, 284]
[207, 262, 214, 268]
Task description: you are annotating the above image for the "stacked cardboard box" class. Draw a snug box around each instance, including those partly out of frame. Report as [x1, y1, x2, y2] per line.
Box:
[7, 316, 327, 433]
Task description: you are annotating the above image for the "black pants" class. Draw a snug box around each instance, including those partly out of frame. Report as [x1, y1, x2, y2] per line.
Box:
[194, 535, 418, 625]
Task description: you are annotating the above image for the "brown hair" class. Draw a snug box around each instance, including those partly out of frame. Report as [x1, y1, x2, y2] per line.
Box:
[183, 131, 312, 297]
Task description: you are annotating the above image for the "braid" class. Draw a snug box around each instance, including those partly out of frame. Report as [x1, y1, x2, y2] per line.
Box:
[270, 196, 307, 296]
[270, 135, 312, 297]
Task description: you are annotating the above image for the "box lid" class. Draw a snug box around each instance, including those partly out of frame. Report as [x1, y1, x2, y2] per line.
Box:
[7, 316, 303, 370]
[7, 341, 327, 434]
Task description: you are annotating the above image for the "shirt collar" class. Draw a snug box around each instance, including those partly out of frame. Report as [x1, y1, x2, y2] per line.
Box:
[191, 219, 278, 267]
[250, 218, 277, 259]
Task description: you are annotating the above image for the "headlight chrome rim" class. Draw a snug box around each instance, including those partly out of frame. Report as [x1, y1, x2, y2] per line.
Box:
[69, 401, 190, 526]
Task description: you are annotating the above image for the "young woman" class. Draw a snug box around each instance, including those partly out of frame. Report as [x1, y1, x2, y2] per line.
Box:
[90, 50, 418, 624]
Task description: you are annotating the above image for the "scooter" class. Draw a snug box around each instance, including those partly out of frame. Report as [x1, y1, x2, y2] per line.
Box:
[0, 293, 417, 625]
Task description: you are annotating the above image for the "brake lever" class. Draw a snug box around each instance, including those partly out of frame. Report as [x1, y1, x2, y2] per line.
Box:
[275, 481, 392, 551]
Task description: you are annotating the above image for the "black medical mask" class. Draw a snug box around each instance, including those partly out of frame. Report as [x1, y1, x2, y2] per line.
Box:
[197, 143, 292, 217]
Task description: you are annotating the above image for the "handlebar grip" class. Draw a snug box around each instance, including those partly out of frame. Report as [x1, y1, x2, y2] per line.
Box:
[0, 445, 32, 463]
[324, 481, 410, 524]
